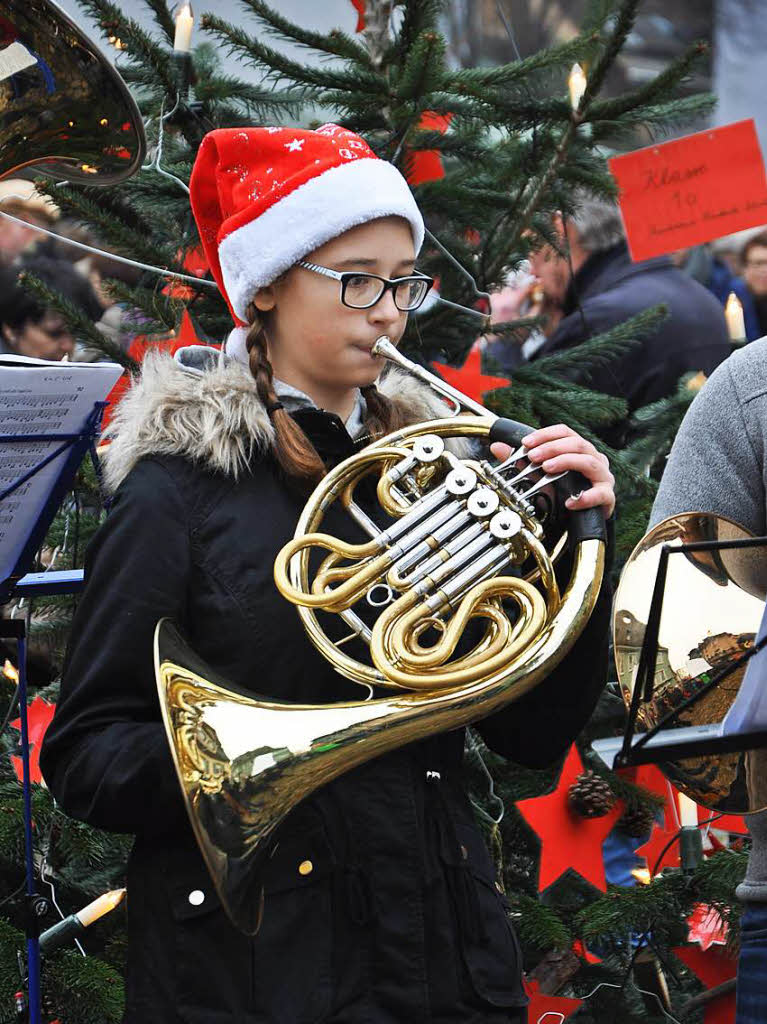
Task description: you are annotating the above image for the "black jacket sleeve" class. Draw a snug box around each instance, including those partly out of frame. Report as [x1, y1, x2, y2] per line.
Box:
[39, 458, 192, 836]
[474, 518, 614, 768]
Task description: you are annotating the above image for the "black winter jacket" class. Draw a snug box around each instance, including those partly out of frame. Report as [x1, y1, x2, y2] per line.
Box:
[40, 349, 612, 1024]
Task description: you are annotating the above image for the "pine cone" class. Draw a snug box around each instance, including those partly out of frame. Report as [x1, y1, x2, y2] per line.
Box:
[567, 770, 616, 818]
[617, 802, 657, 837]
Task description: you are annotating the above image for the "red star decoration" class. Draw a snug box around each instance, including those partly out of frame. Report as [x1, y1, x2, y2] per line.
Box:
[431, 343, 512, 407]
[687, 903, 728, 952]
[673, 945, 736, 1024]
[406, 111, 453, 186]
[516, 745, 624, 891]
[635, 810, 681, 874]
[102, 310, 214, 430]
[572, 938, 601, 964]
[163, 245, 209, 300]
[350, 0, 365, 32]
[524, 979, 583, 1023]
[10, 697, 56, 785]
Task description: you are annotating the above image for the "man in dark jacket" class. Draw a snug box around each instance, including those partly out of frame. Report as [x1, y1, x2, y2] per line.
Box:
[488, 195, 732, 446]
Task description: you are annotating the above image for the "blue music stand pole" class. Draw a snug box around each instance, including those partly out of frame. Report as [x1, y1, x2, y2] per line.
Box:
[0, 400, 110, 1023]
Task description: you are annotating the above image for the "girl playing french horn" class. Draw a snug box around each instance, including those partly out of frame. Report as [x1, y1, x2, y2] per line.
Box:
[41, 124, 615, 1024]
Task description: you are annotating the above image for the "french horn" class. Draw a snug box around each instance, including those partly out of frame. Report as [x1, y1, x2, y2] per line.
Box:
[155, 336, 607, 933]
[614, 512, 767, 815]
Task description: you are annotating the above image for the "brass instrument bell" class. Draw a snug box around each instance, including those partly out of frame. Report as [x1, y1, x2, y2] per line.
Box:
[0, 0, 145, 184]
[614, 512, 767, 814]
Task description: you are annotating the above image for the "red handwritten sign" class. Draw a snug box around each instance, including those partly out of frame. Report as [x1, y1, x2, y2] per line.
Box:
[609, 119, 767, 261]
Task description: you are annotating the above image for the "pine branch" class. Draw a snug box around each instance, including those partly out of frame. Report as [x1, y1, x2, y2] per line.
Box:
[586, 41, 709, 123]
[238, 0, 374, 66]
[395, 0, 444, 63]
[200, 13, 385, 94]
[527, 306, 669, 382]
[76, 0, 178, 96]
[18, 273, 138, 370]
[33, 180, 177, 271]
[141, 0, 175, 43]
[446, 34, 596, 91]
[581, 0, 641, 107]
[395, 30, 447, 101]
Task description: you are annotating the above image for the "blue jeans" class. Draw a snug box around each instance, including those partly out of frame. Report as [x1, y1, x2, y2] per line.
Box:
[737, 902, 767, 1023]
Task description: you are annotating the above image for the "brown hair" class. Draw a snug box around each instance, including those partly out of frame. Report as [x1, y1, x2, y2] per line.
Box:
[244, 301, 412, 485]
[741, 231, 767, 266]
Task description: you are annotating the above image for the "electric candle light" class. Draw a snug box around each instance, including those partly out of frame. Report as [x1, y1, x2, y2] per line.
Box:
[678, 791, 698, 829]
[725, 291, 746, 345]
[39, 889, 126, 954]
[173, 2, 194, 53]
[568, 63, 587, 111]
[2, 659, 18, 684]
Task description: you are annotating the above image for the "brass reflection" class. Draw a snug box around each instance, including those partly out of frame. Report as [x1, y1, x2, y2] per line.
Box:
[614, 512, 766, 814]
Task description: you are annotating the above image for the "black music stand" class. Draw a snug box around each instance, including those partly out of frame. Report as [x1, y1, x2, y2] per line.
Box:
[1, 401, 107, 1024]
[593, 532, 767, 772]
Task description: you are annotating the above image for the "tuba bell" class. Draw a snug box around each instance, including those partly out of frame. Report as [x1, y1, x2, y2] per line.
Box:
[613, 511, 767, 816]
[155, 336, 607, 933]
[0, 0, 146, 184]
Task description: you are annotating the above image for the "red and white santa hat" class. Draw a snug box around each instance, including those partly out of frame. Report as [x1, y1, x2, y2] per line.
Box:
[190, 124, 425, 361]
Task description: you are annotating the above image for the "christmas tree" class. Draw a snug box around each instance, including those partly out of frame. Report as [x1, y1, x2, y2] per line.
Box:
[0, 1, 741, 1021]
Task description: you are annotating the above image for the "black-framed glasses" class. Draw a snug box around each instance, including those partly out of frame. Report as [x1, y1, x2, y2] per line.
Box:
[297, 260, 434, 311]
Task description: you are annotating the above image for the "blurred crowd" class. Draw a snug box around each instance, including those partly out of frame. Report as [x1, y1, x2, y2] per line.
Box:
[0, 179, 140, 363]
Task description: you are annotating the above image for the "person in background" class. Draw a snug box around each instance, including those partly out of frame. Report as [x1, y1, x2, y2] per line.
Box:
[0, 256, 102, 361]
[0, 179, 58, 265]
[487, 193, 731, 446]
[673, 244, 761, 342]
[741, 231, 767, 338]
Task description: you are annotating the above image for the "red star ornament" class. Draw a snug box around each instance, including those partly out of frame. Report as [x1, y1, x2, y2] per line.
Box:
[350, 0, 365, 32]
[572, 938, 601, 964]
[101, 310, 214, 430]
[431, 343, 512, 407]
[10, 697, 56, 785]
[516, 744, 624, 891]
[673, 945, 736, 1024]
[406, 111, 453, 186]
[635, 810, 681, 874]
[687, 903, 728, 952]
[524, 979, 583, 1024]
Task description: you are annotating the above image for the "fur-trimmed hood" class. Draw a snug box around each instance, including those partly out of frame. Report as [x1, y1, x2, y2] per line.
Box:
[102, 346, 467, 492]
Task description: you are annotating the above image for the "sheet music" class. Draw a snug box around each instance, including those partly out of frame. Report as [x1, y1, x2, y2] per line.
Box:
[0, 355, 123, 584]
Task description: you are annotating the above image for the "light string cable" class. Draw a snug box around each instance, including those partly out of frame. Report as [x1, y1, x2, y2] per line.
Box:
[143, 92, 190, 195]
[467, 729, 505, 825]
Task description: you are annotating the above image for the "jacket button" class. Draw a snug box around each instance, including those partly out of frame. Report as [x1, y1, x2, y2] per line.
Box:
[188, 889, 205, 906]
[299, 859, 313, 876]
[460, 844, 468, 860]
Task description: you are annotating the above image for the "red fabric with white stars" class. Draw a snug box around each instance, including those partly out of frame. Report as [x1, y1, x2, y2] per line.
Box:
[190, 124, 377, 321]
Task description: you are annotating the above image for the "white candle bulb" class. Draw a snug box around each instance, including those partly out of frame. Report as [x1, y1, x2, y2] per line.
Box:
[725, 291, 746, 342]
[76, 888, 126, 928]
[173, 3, 194, 54]
[568, 63, 587, 111]
[678, 791, 698, 829]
